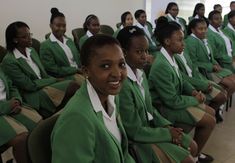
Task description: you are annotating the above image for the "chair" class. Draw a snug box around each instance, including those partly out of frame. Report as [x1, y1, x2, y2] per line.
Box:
[116, 22, 122, 29]
[28, 114, 59, 163]
[45, 33, 51, 40]
[31, 38, 40, 54]
[71, 28, 86, 51]
[100, 25, 114, 36]
[0, 45, 7, 63]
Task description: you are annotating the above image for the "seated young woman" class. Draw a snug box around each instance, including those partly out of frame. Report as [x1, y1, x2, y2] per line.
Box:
[2, 21, 79, 118]
[117, 26, 197, 163]
[148, 18, 216, 163]
[51, 35, 135, 163]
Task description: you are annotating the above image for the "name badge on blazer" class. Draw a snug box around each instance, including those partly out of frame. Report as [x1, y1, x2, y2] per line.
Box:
[147, 112, 153, 121]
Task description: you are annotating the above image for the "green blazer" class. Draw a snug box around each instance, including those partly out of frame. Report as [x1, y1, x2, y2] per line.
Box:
[1, 48, 57, 109]
[207, 28, 234, 69]
[51, 82, 135, 163]
[79, 34, 89, 50]
[40, 36, 81, 78]
[223, 26, 235, 55]
[0, 68, 22, 115]
[119, 71, 172, 163]
[148, 51, 199, 111]
[113, 28, 121, 38]
[223, 14, 228, 29]
[175, 52, 209, 92]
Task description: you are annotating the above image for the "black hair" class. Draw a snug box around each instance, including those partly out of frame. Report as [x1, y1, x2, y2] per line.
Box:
[231, 1, 235, 6]
[165, 2, 178, 14]
[192, 3, 205, 17]
[83, 14, 99, 32]
[208, 10, 221, 20]
[116, 26, 145, 51]
[154, 16, 181, 46]
[121, 11, 131, 25]
[50, 8, 65, 24]
[134, 9, 145, 19]
[213, 4, 222, 10]
[187, 18, 207, 35]
[5, 21, 29, 51]
[80, 34, 120, 66]
[228, 10, 235, 19]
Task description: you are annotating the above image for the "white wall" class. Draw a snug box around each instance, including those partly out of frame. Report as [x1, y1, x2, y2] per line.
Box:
[0, 0, 145, 46]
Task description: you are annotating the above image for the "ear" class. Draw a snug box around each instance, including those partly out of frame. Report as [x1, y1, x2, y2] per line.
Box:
[81, 65, 89, 78]
[164, 38, 171, 46]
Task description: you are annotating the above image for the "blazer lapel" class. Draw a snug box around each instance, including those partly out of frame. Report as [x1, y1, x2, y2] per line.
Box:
[51, 41, 71, 65]
[30, 52, 48, 77]
[16, 58, 39, 78]
[0, 70, 9, 98]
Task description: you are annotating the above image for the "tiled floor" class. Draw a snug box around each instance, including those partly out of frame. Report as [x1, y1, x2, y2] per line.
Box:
[202, 102, 235, 163]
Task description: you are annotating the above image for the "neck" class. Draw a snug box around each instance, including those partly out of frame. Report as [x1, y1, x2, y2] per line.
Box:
[16, 47, 27, 57]
[165, 47, 174, 58]
[98, 94, 109, 113]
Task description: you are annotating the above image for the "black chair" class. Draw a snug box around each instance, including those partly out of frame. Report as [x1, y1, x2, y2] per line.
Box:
[31, 38, 41, 54]
[28, 115, 59, 163]
[100, 25, 114, 36]
[0, 45, 7, 63]
[71, 28, 86, 51]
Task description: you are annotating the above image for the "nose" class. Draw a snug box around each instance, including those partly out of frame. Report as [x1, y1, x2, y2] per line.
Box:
[111, 66, 122, 78]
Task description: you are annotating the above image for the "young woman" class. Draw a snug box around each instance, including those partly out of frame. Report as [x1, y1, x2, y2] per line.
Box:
[117, 26, 196, 163]
[51, 35, 135, 163]
[2, 21, 79, 117]
[113, 11, 134, 38]
[189, 3, 208, 25]
[0, 67, 41, 163]
[79, 14, 101, 49]
[207, 10, 235, 73]
[40, 8, 84, 85]
[165, 2, 187, 36]
[185, 18, 235, 121]
[148, 19, 216, 163]
[223, 1, 235, 28]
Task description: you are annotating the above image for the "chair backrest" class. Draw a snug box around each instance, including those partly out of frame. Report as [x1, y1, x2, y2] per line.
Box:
[31, 38, 40, 54]
[0, 45, 7, 63]
[116, 22, 122, 29]
[28, 114, 59, 163]
[71, 28, 86, 51]
[100, 25, 114, 36]
[45, 33, 51, 40]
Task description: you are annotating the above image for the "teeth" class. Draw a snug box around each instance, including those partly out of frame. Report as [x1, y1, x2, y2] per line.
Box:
[109, 81, 119, 85]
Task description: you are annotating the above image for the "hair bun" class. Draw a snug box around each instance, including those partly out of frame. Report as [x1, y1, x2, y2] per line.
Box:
[51, 8, 59, 15]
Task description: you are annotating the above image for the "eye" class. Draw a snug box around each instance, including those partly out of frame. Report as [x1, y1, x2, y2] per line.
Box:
[100, 64, 110, 69]
[119, 61, 126, 69]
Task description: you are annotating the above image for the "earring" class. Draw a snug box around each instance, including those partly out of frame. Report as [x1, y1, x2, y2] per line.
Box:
[14, 41, 18, 43]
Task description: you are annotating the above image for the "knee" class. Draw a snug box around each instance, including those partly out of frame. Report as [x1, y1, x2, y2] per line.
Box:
[66, 81, 80, 95]
[189, 140, 198, 157]
[214, 92, 227, 104]
[198, 114, 216, 129]
[9, 132, 28, 146]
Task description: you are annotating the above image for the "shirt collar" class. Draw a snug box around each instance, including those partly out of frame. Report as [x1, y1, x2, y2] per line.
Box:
[136, 22, 146, 29]
[86, 30, 93, 37]
[160, 47, 178, 69]
[194, 14, 200, 19]
[50, 33, 68, 43]
[86, 80, 116, 119]
[167, 13, 177, 21]
[13, 48, 32, 59]
[126, 64, 143, 86]
[228, 23, 235, 32]
[191, 33, 208, 43]
[209, 24, 220, 33]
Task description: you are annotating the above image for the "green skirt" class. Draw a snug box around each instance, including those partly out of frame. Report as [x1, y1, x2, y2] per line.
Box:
[0, 105, 41, 146]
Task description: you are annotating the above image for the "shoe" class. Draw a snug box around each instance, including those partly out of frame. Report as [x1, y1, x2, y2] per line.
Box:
[198, 153, 214, 163]
[215, 109, 223, 123]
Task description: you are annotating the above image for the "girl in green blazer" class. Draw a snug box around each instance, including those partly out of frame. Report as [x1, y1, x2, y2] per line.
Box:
[0, 67, 42, 163]
[207, 10, 235, 73]
[79, 14, 101, 49]
[52, 35, 135, 163]
[117, 26, 196, 163]
[3, 21, 79, 118]
[149, 18, 216, 163]
[165, 2, 187, 37]
[113, 11, 134, 38]
[40, 8, 84, 85]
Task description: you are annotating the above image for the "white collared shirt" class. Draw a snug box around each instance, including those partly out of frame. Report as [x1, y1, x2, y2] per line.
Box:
[13, 48, 41, 79]
[177, 52, 192, 77]
[227, 23, 235, 32]
[167, 13, 185, 31]
[126, 64, 145, 99]
[209, 25, 232, 57]
[50, 33, 78, 68]
[191, 33, 211, 60]
[194, 14, 200, 19]
[86, 30, 93, 38]
[136, 22, 156, 46]
[0, 79, 6, 101]
[161, 47, 180, 77]
[87, 80, 121, 143]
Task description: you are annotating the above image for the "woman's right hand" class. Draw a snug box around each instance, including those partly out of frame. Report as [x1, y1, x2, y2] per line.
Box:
[169, 127, 183, 145]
